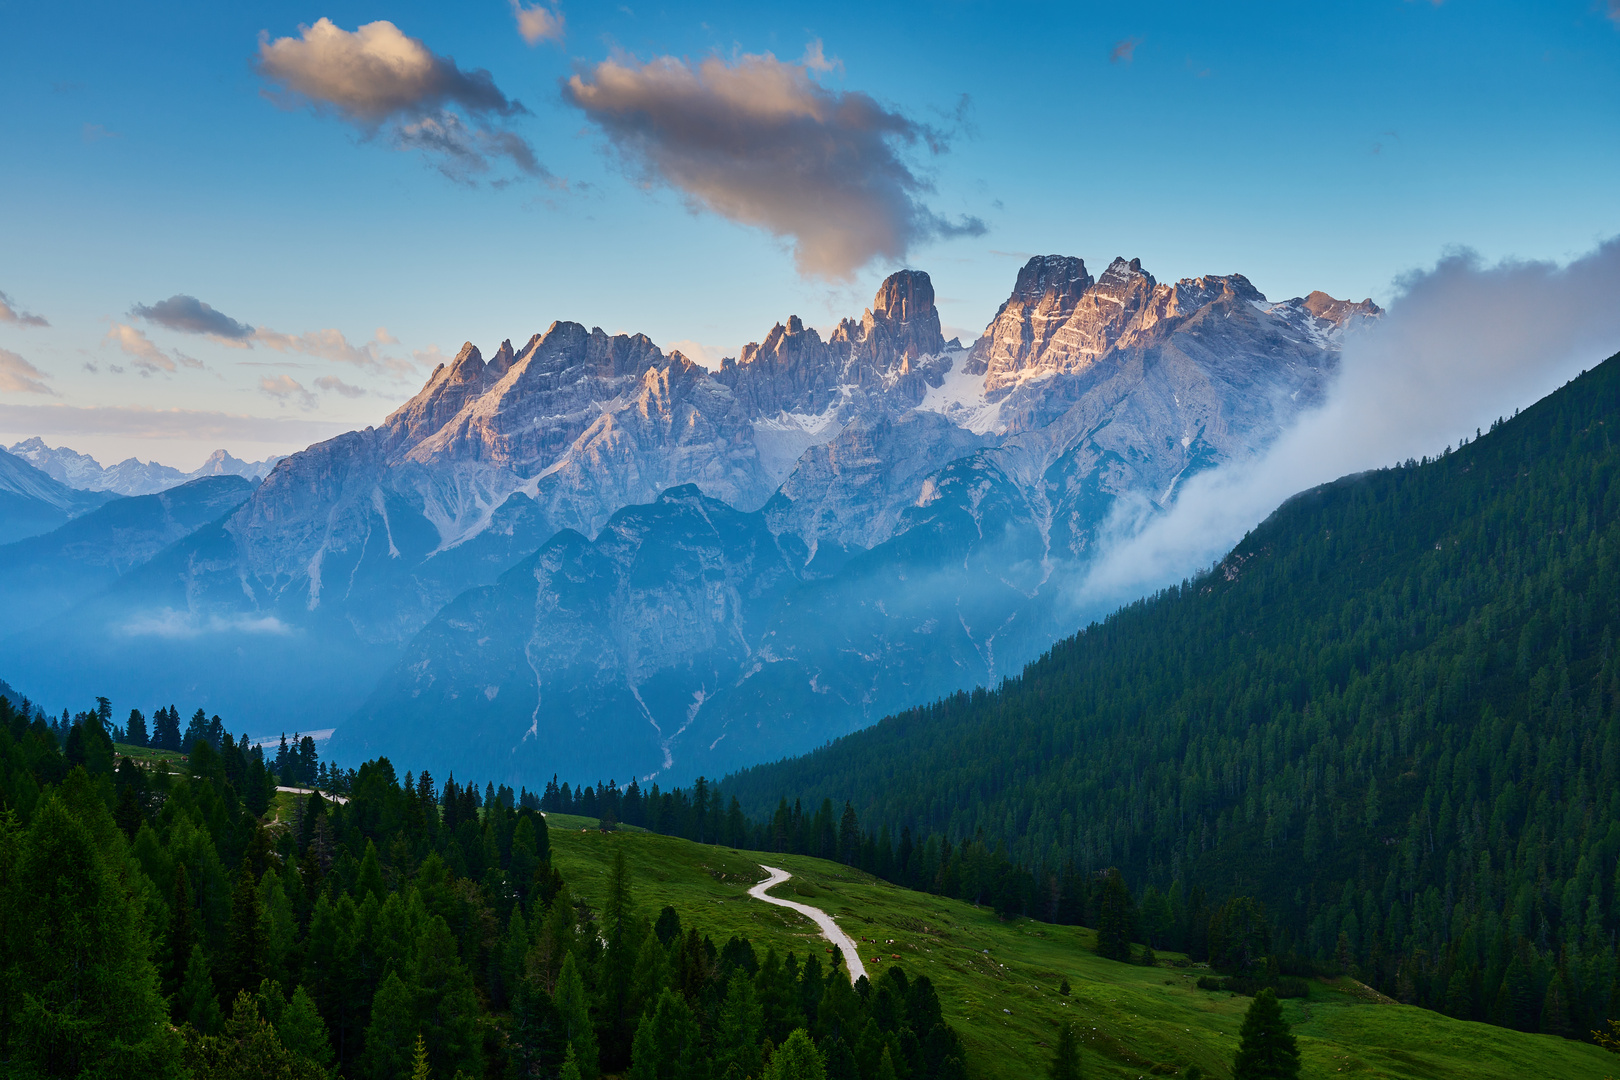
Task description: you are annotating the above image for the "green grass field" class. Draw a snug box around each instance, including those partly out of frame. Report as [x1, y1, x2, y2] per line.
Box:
[544, 815, 1616, 1080]
[113, 742, 186, 764]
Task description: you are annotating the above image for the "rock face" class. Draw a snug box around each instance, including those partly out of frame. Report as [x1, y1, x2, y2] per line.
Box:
[3, 258, 1379, 781]
[336, 257, 1379, 782]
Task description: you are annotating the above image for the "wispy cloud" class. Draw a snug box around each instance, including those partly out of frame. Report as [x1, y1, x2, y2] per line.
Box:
[0, 402, 349, 444]
[105, 323, 205, 375]
[1110, 37, 1140, 64]
[255, 18, 551, 184]
[1609, 0, 1620, 25]
[255, 326, 414, 376]
[0, 290, 49, 328]
[315, 375, 368, 398]
[0, 349, 56, 395]
[562, 44, 984, 280]
[259, 374, 318, 410]
[511, 0, 565, 45]
[131, 294, 414, 379]
[132, 294, 254, 344]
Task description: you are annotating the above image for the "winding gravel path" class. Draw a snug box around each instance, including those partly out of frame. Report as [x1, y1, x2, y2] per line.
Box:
[749, 865, 868, 984]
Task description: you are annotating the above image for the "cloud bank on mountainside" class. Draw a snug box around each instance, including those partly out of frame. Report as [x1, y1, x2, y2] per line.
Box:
[1075, 237, 1620, 614]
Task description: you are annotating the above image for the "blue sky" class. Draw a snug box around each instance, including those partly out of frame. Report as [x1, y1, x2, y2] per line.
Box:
[1, 0, 1616, 468]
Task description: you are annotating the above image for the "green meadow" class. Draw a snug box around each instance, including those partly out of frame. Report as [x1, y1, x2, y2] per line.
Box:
[545, 815, 1617, 1080]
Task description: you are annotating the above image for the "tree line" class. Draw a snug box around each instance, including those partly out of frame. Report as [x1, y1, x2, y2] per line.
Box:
[593, 355, 1620, 1045]
[0, 692, 967, 1079]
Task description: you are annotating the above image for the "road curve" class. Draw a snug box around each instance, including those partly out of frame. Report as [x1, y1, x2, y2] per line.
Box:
[749, 865, 868, 984]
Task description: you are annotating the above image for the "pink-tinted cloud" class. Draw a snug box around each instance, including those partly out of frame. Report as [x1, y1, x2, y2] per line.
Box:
[1110, 37, 1140, 63]
[255, 18, 550, 183]
[511, 1, 565, 45]
[105, 323, 205, 375]
[562, 46, 984, 280]
[0, 349, 56, 395]
[0, 290, 49, 328]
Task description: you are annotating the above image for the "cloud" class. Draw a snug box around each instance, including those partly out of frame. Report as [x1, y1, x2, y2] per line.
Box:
[0, 349, 56, 395]
[105, 323, 204, 374]
[120, 609, 292, 640]
[129, 293, 416, 376]
[0, 402, 348, 444]
[511, 0, 565, 45]
[132, 294, 255, 343]
[260, 374, 318, 410]
[82, 123, 121, 143]
[562, 46, 985, 280]
[255, 18, 549, 183]
[412, 344, 451, 368]
[315, 375, 368, 398]
[1609, 0, 1620, 24]
[255, 326, 414, 377]
[1072, 237, 1620, 615]
[0, 290, 49, 328]
[1110, 37, 1140, 64]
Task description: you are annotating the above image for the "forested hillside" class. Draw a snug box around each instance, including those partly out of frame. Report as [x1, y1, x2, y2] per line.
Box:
[720, 349, 1620, 1038]
[0, 697, 965, 1079]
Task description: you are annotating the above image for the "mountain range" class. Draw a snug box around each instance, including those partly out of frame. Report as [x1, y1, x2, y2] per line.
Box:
[0, 255, 1378, 782]
[7, 438, 280, 497]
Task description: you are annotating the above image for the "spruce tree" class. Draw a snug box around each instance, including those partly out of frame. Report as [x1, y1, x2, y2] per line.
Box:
[1232, 989, 1300, 1080]
[411, 1033, 432, 1080]
[176, 943, 223, 1035]
[225, 862, 267, 999]
[0, 793, 181, 1075]
[1096, 869, 1134, 962]
[630, 988, 706, 1080]
[126, 708, 148, 747]
[276, 985, 336, 1072]
[766, 1028, 828, 1080]
[360, 970, 416, 1080]
[554, 953, 600, 1080]
[1050, 1022, 1081, 1080]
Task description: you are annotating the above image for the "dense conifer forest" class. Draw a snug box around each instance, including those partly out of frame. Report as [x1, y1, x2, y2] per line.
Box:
[0, 696, 966, 1078]
[692, 351, 1620, 1041]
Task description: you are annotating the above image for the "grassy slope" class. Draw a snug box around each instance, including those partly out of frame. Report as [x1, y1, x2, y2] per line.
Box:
[114, 742, 186, 763]
[545, 816, 1615, 1080]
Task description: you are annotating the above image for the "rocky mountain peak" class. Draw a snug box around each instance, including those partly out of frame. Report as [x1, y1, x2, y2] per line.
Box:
[487, 338, 517, 380]
[1010, 255, 1093, 306]
[1301, 290, 1382, 326]
[871, 269, 933, 324]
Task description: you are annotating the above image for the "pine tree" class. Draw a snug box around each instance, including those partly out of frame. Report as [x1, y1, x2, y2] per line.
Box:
[411, 1033, 432, 1080]
[765, 1028, 827, 1080]
[630, 988, 706, 1080]
[1232, 989, 1300, 1080]
[225, 862, 267, 999]
[554, 953, 599, 1080]
[715, 971, 766, 1080]
[176, 943, 223, 1036]
[1096, 869, 1134, 962]
[276, 985, 336, 1072]
[126, 708, 148, 747]
[152, 706, 181, 751]
[360, 970, 416, 1080]
[1049, 1022, 1081, 1080]
[0, 793, 182, 1075]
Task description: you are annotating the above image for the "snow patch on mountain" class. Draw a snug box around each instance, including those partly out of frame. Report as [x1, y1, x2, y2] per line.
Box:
[915, 349, 1007, 435]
